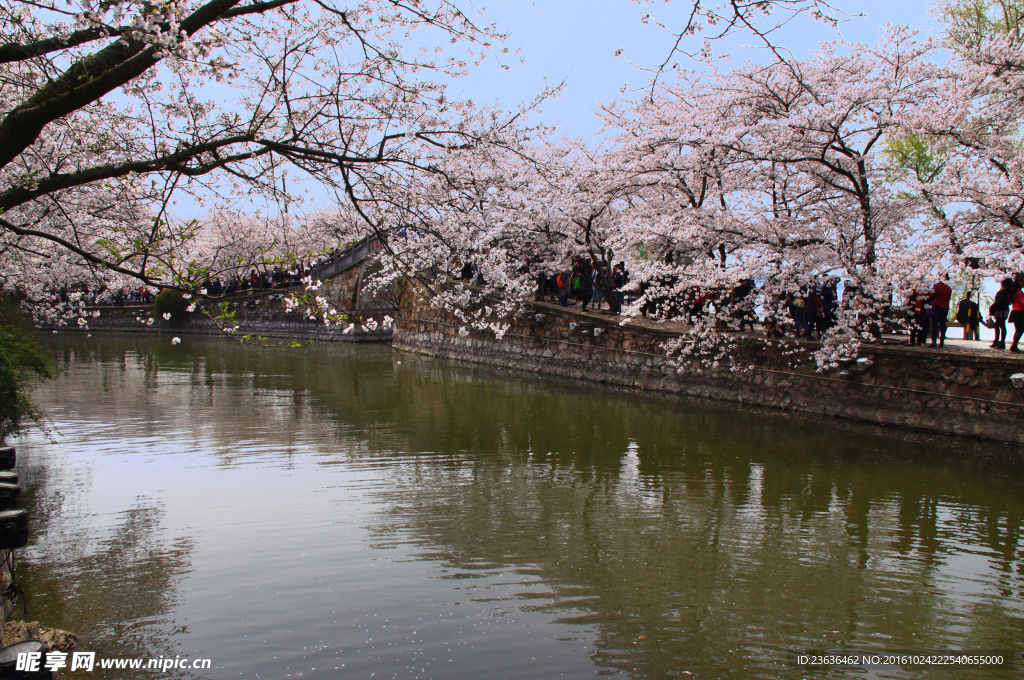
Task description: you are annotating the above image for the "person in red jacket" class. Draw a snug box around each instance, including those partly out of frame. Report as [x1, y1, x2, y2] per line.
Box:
[930, 275, 953, 347]
[1008, 274, 1024, 353]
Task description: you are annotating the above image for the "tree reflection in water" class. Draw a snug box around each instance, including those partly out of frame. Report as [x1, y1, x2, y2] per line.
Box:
[17, 444, 195, 679]
[15, 335, 1024, 679]
[356, 358, 1024, 679]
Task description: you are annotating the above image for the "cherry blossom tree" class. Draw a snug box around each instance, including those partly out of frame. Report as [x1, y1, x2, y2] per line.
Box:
[15, 0, 1005, 372]
[601, 16, 1024, 368]
[586, 29, 975, 367]
[0, 0, 856, 312]
[327, 29, 969, 366]
[0, 0, 521, 318]
[893, 1, 1024, 280]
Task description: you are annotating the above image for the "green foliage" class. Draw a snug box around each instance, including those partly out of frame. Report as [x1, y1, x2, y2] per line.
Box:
[937, 0, 1024, 51]
[208, 300, 313, 349]
[886, 136, 945, 184]
[0, 293, 53, 443]
[152, 289, 191, 327]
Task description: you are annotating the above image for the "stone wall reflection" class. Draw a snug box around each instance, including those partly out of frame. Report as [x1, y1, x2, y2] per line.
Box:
[355, 360, 1024, 678]
[365, 447, 1023, 677]
[34, 335, 1024, 679]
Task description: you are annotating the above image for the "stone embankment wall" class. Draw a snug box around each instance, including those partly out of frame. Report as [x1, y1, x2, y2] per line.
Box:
[0, 548, 13, 622]
[52, 289, 393, 342]
[392, 289, 1024, 448]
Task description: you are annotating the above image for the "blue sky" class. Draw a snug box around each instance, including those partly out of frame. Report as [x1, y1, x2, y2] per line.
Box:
[449, 0, 939, 138]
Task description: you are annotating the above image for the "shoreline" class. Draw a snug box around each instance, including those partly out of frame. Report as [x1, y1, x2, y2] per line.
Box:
[45, 291, 1024, 450]
[393, 294, 1024, 450]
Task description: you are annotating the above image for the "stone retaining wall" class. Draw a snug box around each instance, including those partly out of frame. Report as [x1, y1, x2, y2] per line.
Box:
[0, 548, 13, 622]
[392, 288, 1024, 448]
[49, 291, 392, 343]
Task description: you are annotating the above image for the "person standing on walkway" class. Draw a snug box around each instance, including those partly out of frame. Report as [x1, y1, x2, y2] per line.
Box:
[535, 271, 547, 302]
[578, 262, 594, 312]
[570, 259, 585, 306]
[930, 275, 953, 347]
[790, 289, 807, 337]
[612, 264, 626, 311]
[956, 292, 981, 341]
[907, 286, 928, 345]
[1008, 274, 1024, 353]
[588, 262, 605, 312]
[803, 284, 819, 338]
[821, 278, 838, 333]
[989, 278, 1012, 349]
[733, 278, 756, 332]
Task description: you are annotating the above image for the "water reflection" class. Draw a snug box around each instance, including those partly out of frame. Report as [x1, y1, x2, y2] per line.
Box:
[13, 335, 1024, 679]
[366, 441, 1024, 678]
[17, 445, 195, 679]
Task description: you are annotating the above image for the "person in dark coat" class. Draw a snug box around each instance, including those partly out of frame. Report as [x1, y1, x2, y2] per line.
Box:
[907, 287, 928, 346]
[732, 279, 756, 332]
[955, 292, 981, 341]
[989, 279, 1013, 349]
[578, 264, 594, 312]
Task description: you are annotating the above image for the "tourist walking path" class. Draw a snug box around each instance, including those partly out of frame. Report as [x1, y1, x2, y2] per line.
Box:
[535, 298, 1024, 364]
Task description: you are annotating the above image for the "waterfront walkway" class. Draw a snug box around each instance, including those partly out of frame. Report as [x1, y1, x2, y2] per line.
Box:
[532, 298, 1024, 363]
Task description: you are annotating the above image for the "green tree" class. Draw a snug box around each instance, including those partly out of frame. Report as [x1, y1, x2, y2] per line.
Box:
[0, 292, 53, 443]
[152, 289, 191, 328]
[937, 0, 1024, 51]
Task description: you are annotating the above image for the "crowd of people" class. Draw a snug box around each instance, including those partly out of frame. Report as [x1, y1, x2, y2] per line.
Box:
[217, 264, 309, 295]
[45, 284, 155, 307]
[43, 240, 372, 309]
[903, 274, 1024, 352]
[530, 257, 632, 312]
[494, 255, 1024, 354]
[906, 277, 955, 348]
[957, 274, 1024, 353]
[49, 263, 313, 308]
[524, 256, 843, 340]
[762, 279, 841, 340]
[48, 244, 1024, 356]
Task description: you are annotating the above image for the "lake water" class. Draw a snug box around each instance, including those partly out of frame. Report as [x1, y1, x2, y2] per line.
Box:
[11, 334, 1024, 679]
